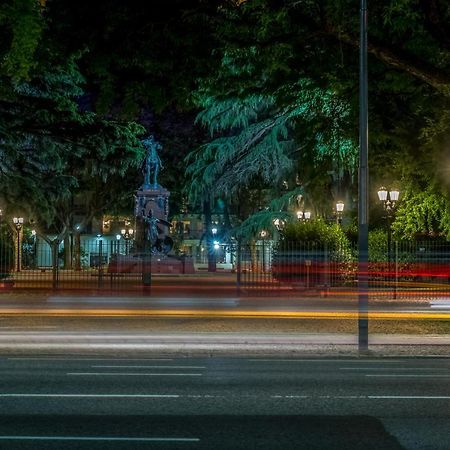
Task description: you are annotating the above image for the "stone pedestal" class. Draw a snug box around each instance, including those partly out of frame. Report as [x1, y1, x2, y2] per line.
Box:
[134, 185, 170, 252]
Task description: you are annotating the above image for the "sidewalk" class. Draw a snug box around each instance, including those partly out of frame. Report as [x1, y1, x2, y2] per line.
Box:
[0, 332, 448, 356]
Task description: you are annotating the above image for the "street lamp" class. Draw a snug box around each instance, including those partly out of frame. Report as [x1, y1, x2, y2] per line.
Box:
[121, 227, 134, 254]
[336, 201, 345, 225]
[377, 186, 400, 297]
[296, 211, 311, 222]
[31, 229, 37, 268]
[260, 230, 268, 272]
[12, 217, 24, 272]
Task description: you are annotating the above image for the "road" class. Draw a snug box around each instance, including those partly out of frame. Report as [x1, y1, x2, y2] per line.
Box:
[1, 294, 450, 318]
[0, 354, 448, 449]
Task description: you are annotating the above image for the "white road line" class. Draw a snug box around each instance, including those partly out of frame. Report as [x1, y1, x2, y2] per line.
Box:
[0, 394, 179, 398]
[67, 372, 203, 377]
[247, 359, 405, 363]
[8, 357, 173, 361]
[0, 393, 449, 401]
[366, 374, 450, 378]
[270, 395, 450, 400]
[368, 396, 450, 399]
[91, 365, 206, 369]
[270, 395, 309, 399]
[0, 436, 199, 442]
[340, 367, 449, 371]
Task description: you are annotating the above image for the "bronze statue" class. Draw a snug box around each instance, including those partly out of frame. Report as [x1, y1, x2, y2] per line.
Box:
[142, 135, 163, 188]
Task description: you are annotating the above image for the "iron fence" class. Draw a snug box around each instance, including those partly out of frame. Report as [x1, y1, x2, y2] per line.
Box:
[236, 240, 450, 299]
[1, 233, 450, 299]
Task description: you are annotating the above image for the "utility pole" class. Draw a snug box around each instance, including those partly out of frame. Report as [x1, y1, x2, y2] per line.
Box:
[358, 0, 369, 353]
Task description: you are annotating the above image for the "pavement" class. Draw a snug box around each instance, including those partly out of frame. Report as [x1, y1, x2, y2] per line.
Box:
[0, 354, 448, 449]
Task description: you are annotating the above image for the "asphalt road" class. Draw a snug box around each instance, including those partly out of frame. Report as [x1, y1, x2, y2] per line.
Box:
[0, 294, 449, 316]
[0, 354, 448, 449]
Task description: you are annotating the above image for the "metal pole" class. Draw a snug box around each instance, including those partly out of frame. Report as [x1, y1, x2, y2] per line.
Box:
[16, 230, 20, 272]
[236, 240, 242, 295]
[358, 0, 369, 353]
[387, 215, 392, 296]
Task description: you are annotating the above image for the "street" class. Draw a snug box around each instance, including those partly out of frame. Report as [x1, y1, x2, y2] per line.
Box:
[0, 355, 449, 449]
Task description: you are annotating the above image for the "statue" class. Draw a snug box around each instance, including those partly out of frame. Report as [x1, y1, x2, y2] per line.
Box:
[143, 209, 174, 254]
[141, 135, 163, 189]
[144, 210, 160, 246]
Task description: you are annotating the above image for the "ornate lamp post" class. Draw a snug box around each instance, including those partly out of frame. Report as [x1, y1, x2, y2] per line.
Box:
[121, 226, 134, 255]
[296, 210, 311, 222]
[377, 186, 400, 261]
[377, 187, 400, 298]
[336, 201, 345, 225]
[12, 217, 24, 272]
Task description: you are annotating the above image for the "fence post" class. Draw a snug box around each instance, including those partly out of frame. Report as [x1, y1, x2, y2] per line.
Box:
[98, 239, 103, 288]
[52, 242, 58, 290]
[394, 240, 398, 299]
[323, 244, 329, 297]
[236, 240, 242, 295]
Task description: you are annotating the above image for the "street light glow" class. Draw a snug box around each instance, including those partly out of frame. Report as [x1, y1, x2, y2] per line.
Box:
[377, 187, 388, 201]
[336, 201, 345, 213]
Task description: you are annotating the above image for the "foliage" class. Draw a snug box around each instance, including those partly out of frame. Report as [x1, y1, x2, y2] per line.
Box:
[0, 14, 146, 245]
[368, 229, 388, 262]
[392, 187, 450, 239]
[278, 220, 353, 262]
[0, 0, 45, 81]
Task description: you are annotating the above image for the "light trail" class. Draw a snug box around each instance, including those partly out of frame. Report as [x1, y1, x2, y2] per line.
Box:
[0, 308, 448, 320]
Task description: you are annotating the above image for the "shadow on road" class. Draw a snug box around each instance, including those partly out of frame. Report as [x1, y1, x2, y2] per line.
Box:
[0, 415, 405, 449]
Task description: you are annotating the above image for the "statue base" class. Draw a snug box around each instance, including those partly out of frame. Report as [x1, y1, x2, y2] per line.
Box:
[108, 254, 195, 275]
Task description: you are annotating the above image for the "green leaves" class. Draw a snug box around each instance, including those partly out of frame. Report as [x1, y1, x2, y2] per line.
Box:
[1, 0, 44, 82]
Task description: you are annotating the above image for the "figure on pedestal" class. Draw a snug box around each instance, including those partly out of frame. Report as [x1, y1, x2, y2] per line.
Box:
[142, 135, 163, 189]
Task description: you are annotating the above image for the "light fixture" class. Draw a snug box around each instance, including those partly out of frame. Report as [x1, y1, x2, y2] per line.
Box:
[377, 187, 388, 202]
[304, 211, 311, 220]
[296, 211, 303, 220]
[336, 201, 345, 213]
[389, 188, 400, 202]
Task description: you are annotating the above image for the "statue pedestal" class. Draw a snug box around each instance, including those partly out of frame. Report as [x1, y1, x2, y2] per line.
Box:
[108, 254, 195, 275]
[135, 186, 170, 252]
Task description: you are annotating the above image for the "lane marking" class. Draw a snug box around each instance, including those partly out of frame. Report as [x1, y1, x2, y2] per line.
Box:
[271, 395, 309, 399]
[340, 367, 449, 371]
[247, 359, 406, 363]
[91, 365, 206, 369]
[368, 395, 450, 399]
[0, 393, 449, 401]
[0, 394, 179, 398]
[366, 374, 450, 378]
[0, 436, 199, 442]
[67, 372, 203, 377]
[8, 357, 173, 361]
[270, 395, 450, 400]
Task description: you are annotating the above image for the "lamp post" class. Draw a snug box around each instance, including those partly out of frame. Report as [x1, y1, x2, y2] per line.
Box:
[296, 210, 311, 222]
[31, 229, 37, 268]
[121, 227, 134, 255]
[336, 201, 345, 226]
[12, 217, 24, 272]
[377, 187, 400, 297]
[260, 230, 268, 272]
[358, 0, 369, 353]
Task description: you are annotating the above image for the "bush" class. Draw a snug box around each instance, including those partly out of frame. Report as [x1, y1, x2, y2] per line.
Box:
[272, 220, 354, 285]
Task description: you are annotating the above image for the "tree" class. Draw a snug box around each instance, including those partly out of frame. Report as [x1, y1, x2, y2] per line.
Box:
[0, 1, 146, 274]
[184, 0, 450, 237]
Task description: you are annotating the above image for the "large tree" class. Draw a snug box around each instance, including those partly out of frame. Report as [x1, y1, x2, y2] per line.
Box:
[184, 0, 450, 238]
